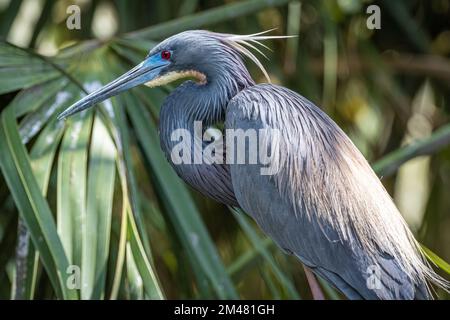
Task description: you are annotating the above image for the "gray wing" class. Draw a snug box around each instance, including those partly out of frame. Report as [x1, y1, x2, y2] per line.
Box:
[225, 84, 429, 300]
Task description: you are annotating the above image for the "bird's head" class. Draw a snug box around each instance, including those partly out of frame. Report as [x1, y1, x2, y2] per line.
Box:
[57, 30, 284, 120]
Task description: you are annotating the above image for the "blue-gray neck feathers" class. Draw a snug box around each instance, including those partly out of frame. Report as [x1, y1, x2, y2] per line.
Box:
[158, 32, 256, 206]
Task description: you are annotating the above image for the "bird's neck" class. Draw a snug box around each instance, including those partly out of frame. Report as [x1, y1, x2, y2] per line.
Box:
[160, 70, 254, 144]
[158, 71, 253, 206]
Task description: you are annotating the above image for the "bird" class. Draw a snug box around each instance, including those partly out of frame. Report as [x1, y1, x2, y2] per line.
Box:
[57, 30, 448, 299]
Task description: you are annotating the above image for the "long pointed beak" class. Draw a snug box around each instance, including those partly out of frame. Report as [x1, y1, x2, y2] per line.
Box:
[57, 58, 168, 120]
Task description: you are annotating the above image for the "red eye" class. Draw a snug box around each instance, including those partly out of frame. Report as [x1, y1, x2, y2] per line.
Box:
[161, 50, 171, 60]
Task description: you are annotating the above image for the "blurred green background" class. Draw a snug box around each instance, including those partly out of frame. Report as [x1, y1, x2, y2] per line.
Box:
[0, 0, 449, 299]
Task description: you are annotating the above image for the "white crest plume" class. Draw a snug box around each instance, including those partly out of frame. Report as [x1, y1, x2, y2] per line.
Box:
[220, 29, 296, 82]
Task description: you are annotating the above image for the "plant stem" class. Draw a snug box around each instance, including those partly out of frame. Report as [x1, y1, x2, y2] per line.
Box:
[303, 265, 325, 300]
[373, 123, 450, 177]
[13, 218, 29, 300]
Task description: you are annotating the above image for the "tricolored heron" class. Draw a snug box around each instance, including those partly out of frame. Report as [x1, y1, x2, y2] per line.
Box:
[58, 30, 447, 299]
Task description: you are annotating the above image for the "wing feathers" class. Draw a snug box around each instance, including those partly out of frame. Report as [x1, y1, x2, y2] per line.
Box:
[226, 83, 447, 299]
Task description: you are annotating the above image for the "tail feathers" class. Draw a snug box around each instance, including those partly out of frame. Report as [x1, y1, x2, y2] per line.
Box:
[309, 254, 433, 300]
[414, 282, 432, 300]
